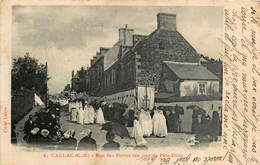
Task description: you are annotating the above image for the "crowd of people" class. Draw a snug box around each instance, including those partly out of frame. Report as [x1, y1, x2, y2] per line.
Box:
[192, 109, 221, 142]
[68, 100, 105, 124]
[17, 95, 222, 150]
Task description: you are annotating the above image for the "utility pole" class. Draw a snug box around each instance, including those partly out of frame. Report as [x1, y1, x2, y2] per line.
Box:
[145, 81, 148, 110]
[45, 62, 48, 111]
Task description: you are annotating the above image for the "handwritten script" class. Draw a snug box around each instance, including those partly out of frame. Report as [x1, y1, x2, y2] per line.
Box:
[219, 6, 260, 165]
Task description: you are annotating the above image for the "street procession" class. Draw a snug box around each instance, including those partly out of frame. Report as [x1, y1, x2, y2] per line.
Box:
[11, 10, 223, 151]
[13, 89, 221, 151]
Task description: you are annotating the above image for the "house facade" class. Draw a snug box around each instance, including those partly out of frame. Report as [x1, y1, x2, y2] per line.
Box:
[85, 12, 221, 106]
[158, 62, 219, 97]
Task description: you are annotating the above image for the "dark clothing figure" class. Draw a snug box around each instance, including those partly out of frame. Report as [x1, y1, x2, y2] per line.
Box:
[103, 141, 120, 150]
[174, 114, 181, 133]
[167, 112, 175, 132]
[128, 110, 134, 127]
[110, 107, 115, 122]
[211, 111, 221, 139]
[102, 105, 109, 120]
[191, 111, 200, 134]
[103, 133, 120, 150]
[78, 136, 97, 150]
[58, 138, 77, 150]
[163, 110, 168, 131]
[200, 114, 208, 133]
[119, 108, 126, 125]
[47, 118, 58, 135]
[114, 109, 120, 123]
[35, 112, 51, 129]
[24, 119, 34, 135]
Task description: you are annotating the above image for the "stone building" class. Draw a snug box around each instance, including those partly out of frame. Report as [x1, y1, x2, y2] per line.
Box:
[88, 47, 109, 96]
[88, 12, 221, 106]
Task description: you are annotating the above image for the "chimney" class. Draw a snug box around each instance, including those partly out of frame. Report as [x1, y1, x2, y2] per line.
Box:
[157, 13, 177, 31]
[118, 24, 134, 46]
[100, 47, 110, 56]
[119, 28, 124, 41]
[72, 70, 74, 77]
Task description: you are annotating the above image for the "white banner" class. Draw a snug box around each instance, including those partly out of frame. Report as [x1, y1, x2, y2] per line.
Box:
[137, 86, 155, 110]
[103, 89, 135, 106]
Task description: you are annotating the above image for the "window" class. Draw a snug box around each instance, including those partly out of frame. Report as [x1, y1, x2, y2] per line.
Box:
[199, 82, 206, 94]
[111, 69, 116, 84]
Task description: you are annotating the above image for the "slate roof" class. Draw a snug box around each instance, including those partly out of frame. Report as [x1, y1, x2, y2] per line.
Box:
[164, 61, 219, 80]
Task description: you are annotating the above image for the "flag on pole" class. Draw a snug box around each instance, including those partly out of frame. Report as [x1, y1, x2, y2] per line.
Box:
[137, 86, 155, 110]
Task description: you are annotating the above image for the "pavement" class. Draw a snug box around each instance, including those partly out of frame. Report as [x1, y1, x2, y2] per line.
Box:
[15, 105, 221, 151]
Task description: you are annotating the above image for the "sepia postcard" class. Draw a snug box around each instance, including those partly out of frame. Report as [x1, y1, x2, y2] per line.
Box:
[0, 0, 259, 165]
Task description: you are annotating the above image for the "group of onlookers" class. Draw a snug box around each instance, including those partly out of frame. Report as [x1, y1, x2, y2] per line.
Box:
[192, 110, 221, 142]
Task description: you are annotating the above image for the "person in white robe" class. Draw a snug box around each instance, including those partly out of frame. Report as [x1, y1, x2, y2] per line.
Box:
[77, 106, 84, 124]
[152, 109, 159, 135]
[88, 105, 95, 124]
[155, 110, 167, 137]
[83, 102, 90, 124]
[131, 119, 143, 138]
[78, 101, 83, 110]
[96, 107, 105, 124]
[71, 103, 77, 122]
[139, 109, 150, 137]
[145, 111, 153, 136]
[75, 100, 80, 110]
[68, 101, 72, 113]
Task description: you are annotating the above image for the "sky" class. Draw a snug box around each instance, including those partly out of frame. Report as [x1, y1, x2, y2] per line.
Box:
[12, 6, 223, 94]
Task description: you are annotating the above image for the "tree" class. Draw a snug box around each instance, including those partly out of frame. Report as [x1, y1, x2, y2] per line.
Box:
[12, 53, 49, 99]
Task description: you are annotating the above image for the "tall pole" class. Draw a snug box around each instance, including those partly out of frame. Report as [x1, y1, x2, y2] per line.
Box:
[45, 62, 48, 111]
[145, 81, 147, 110]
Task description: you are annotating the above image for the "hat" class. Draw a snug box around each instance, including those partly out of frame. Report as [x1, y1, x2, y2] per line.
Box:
[31, 128, 40, 135]
[84, 101, 88, 104]
[135, 136, 147, 146]
[41, 129, 50, 137]
[80, 128, 92, 137]
[64, 129, 75, 139]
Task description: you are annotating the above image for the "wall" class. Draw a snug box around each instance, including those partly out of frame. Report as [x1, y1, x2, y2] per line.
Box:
[155, 100, 222, 133]
[88, 57, 104, 96]
[135, 29, 200, 89]
[103, 53, 136, 96]
[179, 80, 219, 97]
[11, 89, 35, 123]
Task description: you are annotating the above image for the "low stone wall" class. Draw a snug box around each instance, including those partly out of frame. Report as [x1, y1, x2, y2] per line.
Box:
[11, 89, 35, 123]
